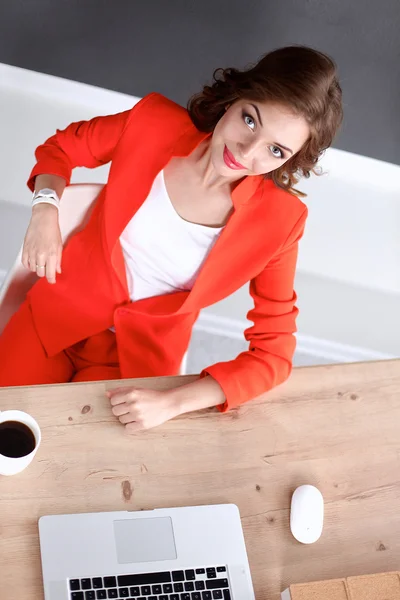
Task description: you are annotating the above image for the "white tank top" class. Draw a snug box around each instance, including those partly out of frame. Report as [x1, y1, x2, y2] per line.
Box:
[119, 170, 224, 301]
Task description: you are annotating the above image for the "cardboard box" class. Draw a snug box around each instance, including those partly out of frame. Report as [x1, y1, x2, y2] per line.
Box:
[281, 571, 400, 599]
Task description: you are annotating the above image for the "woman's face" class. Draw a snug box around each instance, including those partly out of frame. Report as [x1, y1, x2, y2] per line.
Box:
[210, 99, 310, 178]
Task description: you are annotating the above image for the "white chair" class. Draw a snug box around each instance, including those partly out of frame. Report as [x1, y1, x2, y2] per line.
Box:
[0, 183, 103, 336]
[0, 183, 188, 374]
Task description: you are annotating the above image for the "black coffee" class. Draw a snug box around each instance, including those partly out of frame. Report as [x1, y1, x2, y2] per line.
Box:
[0, 421, 36, 458]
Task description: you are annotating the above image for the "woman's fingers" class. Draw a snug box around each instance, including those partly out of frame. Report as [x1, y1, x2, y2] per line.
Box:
[119, 413, 136, 425]
[28, 253, 38, 272]
[111, 402, 130, 417]
[24, 249, 62, 283]
[36, 264, 47, 277]
[35, 253, 47, 278]
[45, 253, 58, 284]
[108, 388, 137, 404]
[56, 246, 62, 274]
[125, 422, 142, 434]
[21, 246, 30, 270]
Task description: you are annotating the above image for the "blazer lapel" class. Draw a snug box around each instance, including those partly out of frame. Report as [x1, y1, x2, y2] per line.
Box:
[178, 177, 286, 313]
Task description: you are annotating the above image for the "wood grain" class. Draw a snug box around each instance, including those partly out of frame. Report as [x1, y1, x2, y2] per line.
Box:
[1, 360, 400, 600]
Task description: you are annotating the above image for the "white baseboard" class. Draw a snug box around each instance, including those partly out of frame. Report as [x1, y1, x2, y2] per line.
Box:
[194, 312, 396, 364]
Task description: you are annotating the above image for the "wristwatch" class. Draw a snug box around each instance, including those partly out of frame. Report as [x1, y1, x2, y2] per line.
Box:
[32, 188, 61, 210]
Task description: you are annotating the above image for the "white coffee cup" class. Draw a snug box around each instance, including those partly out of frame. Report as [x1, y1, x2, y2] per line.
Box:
[0, 410, 41, 475]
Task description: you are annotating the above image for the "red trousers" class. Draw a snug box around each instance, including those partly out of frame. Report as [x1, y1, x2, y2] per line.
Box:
[0, 302, 121, 387]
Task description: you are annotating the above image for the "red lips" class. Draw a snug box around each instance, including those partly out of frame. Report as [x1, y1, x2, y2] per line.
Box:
[223, 146, 246, 170]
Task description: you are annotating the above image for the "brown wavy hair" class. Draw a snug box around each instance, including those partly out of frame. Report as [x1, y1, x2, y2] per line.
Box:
[188, 45, 343, 197]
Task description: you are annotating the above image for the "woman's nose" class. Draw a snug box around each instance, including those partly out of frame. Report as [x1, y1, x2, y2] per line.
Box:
[238, 139, 259, 160]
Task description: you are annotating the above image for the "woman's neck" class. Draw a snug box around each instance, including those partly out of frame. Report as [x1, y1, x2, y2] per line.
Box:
[190, 139, 244, 192]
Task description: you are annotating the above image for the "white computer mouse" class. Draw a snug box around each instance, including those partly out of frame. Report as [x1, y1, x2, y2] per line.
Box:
[290, 484, 324, 544]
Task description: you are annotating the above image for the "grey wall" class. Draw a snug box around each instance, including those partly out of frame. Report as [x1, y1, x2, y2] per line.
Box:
[1, 0, 399, 164]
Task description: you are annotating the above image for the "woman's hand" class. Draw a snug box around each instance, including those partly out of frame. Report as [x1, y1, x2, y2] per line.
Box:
[107, 387, 182, 432]
[22, 204, 62, 284]
[107, 376, 226, 432]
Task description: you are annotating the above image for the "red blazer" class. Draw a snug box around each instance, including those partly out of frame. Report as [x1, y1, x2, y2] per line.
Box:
[27, 93, 307, 411]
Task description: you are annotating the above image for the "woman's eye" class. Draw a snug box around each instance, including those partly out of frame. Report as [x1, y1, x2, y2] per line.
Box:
[269, 145, 283, 159]
[243, 113, 255, 130]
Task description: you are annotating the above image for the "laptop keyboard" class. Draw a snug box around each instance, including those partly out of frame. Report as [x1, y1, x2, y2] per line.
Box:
[69, 566, 232, 600]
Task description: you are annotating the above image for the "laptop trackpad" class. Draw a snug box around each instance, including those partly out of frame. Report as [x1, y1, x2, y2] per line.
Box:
[113, 517, 177, 564]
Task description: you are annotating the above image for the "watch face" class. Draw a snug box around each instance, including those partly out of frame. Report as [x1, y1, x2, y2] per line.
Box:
[38, 188, 55, 196]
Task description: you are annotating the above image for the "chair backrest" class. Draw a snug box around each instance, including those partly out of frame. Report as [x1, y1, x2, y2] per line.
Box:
[0, 183, 104, 335]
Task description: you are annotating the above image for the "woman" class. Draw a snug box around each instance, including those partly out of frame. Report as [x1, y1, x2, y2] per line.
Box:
[0, 46, 342, 430]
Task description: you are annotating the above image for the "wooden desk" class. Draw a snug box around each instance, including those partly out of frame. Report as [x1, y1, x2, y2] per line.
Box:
[1, 360, 400, 600]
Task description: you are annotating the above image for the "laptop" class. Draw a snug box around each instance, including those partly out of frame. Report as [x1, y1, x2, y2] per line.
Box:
[38, 503, 255, 600]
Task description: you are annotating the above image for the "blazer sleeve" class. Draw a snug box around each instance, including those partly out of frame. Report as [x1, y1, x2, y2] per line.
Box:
[201, 206, 308, 412]
[26, 95, 155, 191]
